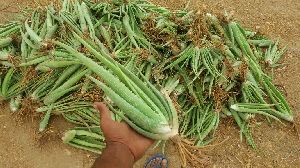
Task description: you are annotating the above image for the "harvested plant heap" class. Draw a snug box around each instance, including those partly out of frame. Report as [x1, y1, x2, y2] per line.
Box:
[0, 0, 292, 167]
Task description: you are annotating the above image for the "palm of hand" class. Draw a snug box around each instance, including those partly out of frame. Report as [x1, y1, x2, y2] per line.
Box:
[94, 102, 154, 161]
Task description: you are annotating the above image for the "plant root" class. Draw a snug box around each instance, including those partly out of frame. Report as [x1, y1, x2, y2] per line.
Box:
[13, 97, 41, 123]
[171, 135, 210, 168]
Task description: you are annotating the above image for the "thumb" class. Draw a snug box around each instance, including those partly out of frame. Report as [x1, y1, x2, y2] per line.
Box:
[93, 102, 113, 127]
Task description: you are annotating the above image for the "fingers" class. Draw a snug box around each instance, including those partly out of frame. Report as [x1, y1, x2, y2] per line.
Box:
[94, 102, 113, 127]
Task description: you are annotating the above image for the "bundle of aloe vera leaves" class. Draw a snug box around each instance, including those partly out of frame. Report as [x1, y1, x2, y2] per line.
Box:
[0, 0, 293, 166]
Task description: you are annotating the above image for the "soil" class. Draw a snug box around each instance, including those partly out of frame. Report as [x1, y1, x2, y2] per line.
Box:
[1, 0, 300, 168]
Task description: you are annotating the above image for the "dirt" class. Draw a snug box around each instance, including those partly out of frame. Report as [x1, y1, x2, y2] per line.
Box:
[1, 0, 300, 168]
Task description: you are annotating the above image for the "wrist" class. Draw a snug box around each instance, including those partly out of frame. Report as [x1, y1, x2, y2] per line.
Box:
[106, 141, 135, 162]
[93, 141, 135, 168]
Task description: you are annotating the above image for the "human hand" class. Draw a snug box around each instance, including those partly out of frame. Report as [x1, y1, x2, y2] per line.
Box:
[94, 102, 154, 161]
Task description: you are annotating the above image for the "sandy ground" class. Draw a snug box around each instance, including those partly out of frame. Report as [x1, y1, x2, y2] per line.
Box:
[0, 0, 300, 168]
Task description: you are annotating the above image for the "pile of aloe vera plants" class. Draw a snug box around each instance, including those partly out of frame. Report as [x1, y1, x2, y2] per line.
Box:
[0, 0, 293, 167]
